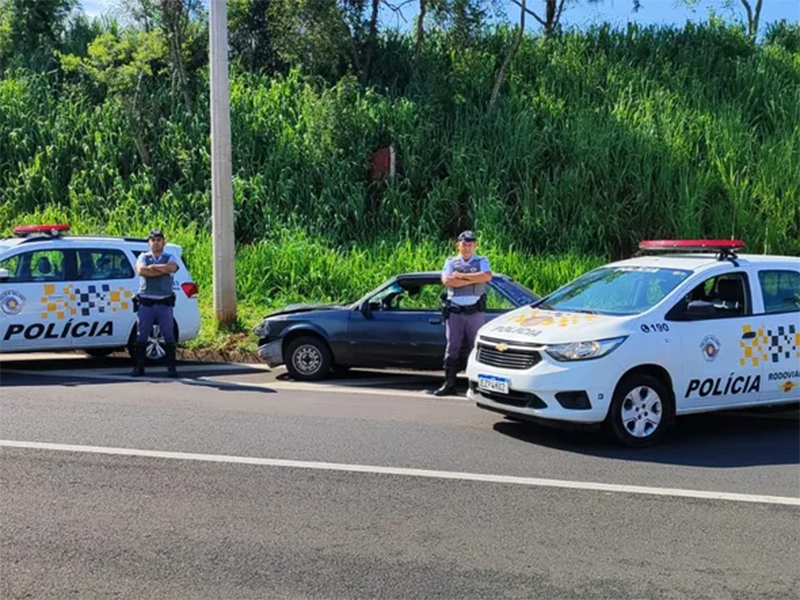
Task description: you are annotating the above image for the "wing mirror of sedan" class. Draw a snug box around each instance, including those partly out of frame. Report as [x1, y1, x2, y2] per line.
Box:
[0, 268, 9, 283]
[358, 299, 373, 318]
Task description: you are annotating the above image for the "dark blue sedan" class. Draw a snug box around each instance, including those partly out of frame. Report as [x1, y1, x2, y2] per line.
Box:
[252, 272, 539, 381]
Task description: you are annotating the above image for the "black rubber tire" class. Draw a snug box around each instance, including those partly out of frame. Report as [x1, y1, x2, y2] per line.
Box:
[84, 348, 115, 358]
[285, 336, 333, 381]
[605, 374, 674, 447]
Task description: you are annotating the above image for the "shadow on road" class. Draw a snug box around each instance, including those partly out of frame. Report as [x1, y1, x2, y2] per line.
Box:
[0, 356, 277, 394]
[492, 410, 800, 468]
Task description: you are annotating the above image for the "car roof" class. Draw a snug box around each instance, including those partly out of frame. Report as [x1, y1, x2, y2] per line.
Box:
[0, 235, 182, 254]
[393, 271, 512, 280]
[606, 253, 799, 271]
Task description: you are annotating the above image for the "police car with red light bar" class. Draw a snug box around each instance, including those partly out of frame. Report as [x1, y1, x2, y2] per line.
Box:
[0, 224, 201, 362]
[466, 240, 800, 446]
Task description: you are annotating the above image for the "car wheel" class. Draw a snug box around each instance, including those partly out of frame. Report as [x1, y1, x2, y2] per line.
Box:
[127, 322, 177, 364]
[84, 348, 114, 358]
[605, 374, 674, 447]
[285, 336, 332, 381]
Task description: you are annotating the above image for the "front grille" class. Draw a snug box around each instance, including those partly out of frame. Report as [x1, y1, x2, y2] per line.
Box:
[477, 344, 541, 370]
[471, 382, 547, 409]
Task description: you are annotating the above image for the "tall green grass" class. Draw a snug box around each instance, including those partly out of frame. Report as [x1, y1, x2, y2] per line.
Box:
[1, 23, 798, 327]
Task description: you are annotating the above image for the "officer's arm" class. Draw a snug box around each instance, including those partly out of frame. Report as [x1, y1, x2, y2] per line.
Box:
[442, 276, 473, 287]
[149, 262, 179, 274]
[136, 258, 159, 277]
[441, 258, 470, 287]
[454, 271, 493, 283]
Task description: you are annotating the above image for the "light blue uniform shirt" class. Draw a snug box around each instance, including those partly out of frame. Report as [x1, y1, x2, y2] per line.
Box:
[442, 255, 491, 306]
[137, 252, 179, 298]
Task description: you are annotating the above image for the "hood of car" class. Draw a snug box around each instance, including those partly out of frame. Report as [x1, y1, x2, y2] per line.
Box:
[479, 307, 632, 344]
[265, 303, 352, 318]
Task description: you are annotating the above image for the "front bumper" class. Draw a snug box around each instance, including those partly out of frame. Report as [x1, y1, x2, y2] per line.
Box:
[257, 339, 283, 367]
[466, 348, 622, 424]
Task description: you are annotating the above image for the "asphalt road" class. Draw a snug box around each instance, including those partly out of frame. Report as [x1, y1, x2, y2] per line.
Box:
[1, 354, 799, 599]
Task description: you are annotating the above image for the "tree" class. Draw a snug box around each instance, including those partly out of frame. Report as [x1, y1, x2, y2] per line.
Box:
[508, 0, 565, 37]
[489, 0, 524, 112]
[123, 0, 201, 113]
[60, 30, 167, 166]
[229, 0, 283, 72]
[0, 0, 76, 70]
[682, 0, 764, 39]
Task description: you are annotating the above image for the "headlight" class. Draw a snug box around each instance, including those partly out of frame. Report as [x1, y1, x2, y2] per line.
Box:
[252, 321, 270, 337]
[545, 336, 627, 361]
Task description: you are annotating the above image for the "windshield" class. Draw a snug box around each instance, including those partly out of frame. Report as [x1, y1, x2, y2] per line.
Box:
[537, 266, 692, 316]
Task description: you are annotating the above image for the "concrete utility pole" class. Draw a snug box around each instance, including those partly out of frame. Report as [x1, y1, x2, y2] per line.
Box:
[209, 0, 237, 327]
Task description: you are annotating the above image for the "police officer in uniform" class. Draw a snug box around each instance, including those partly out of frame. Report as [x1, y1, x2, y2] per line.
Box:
[434, 230, 492, 396]
[130, 229, 180, 377]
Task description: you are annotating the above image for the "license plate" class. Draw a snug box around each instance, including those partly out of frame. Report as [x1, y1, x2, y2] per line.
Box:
[478, 374, 510, 394]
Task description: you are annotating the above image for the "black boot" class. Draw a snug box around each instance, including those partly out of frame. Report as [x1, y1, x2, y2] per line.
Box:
[165, 343, 178, 378]
[433, 360, 458, 396]
[129, 342, 146, 377]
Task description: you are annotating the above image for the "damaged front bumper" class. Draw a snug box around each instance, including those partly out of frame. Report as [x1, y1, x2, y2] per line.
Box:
[257, 339, 283, 367]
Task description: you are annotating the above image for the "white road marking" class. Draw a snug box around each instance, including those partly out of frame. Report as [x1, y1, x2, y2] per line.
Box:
[2, 440, 798, 506]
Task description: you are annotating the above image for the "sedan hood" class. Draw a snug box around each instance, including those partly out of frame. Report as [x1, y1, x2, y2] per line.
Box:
[480, 307, 632, 344]
[265, 303, 351, 318]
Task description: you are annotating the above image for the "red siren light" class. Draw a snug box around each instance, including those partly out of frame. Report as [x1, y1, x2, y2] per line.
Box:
[13, 224, 71, 238]
[639, 240, 745, 252]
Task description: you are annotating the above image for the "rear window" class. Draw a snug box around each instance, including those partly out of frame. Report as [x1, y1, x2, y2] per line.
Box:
[758, 270, 800, 314]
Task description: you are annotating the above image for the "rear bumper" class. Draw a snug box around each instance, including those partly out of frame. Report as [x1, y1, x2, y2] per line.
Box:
[257, 339, 283, 367]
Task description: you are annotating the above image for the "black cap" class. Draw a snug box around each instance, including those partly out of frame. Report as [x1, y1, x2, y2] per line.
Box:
[457, 230, 476, 242]
[148, 229, 164, 240]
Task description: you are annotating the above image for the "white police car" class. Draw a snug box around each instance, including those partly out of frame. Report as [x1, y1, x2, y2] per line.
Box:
[467, 240, 800, 446]
[0, 224, 201, 362]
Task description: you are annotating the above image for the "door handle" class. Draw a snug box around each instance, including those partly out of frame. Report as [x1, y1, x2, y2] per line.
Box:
[428, 317, 442, 325]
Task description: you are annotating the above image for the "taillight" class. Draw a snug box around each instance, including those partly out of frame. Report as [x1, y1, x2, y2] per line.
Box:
[181, 282, 198, 298]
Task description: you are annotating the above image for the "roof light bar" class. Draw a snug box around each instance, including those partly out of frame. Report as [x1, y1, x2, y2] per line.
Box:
[639, 240, 745, 252]
[13, 224, 71, 238]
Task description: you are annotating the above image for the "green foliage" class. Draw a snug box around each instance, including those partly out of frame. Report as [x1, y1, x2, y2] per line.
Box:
[1, 22, 798, 320]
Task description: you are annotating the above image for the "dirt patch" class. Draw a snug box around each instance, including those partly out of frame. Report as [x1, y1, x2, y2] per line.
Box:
[178, 346, 265, 364]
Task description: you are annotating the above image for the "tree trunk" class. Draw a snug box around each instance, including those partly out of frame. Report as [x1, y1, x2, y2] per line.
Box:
[740, 0, 763, 39]
[362, 0, 380, 83]
[488, 0, 525, 113]
[126, 74, 151, 167]
[162, 0, 192, 114]
[415, 0, 427, 62]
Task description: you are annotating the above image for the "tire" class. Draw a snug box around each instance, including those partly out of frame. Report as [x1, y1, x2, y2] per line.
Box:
[605, 374, 674, 447]
[285, 336, 332, 381]
[84, 348, 114, 358]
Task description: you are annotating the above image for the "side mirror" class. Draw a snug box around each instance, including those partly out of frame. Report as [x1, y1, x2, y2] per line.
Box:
[686, 300, 716, 316]
[358, 299, 373, 318]
[0, 268, 8, 283]
[666, 300, 716, 322]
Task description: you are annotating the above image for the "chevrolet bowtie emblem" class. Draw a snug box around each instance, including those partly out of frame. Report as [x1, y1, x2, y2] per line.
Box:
[495, 343, 508, 352]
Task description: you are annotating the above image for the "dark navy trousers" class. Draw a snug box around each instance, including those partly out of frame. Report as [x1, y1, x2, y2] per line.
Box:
[136, 302, 175, 343]
[444, 310, 484, 366]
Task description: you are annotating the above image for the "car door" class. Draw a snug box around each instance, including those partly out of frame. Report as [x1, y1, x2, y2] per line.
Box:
[347, 280, 446, 368]
[71, 247, 138, 349]
[667, 269, 763, 411]
[0, 248, 71, 352]
[755, 268, 800, 402]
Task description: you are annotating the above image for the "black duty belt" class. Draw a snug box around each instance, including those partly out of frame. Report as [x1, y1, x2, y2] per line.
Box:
[443, 295, 486, 319]
[136, 294, 176, 308]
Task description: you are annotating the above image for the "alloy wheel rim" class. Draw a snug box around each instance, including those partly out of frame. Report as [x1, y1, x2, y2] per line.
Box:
[146, 324, 166, 360]
[621, 385, 663, 438]
[293, 345, 322, 375]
